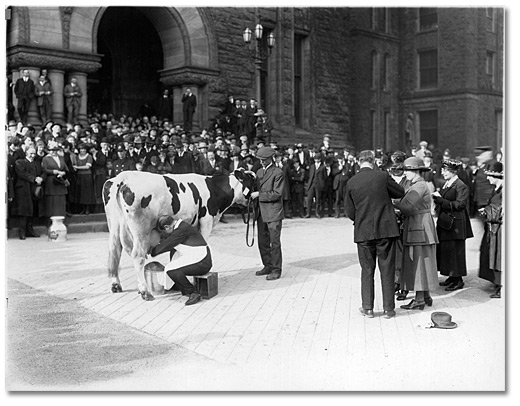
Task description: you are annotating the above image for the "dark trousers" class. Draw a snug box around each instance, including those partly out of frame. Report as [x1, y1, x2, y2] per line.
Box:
[257, 216, 283, 275]
[357, 237, 397, 311]
[305, 184, 321, 216]
[18, 216, 35, 237]
[291, 189, 304, 217]
[166, 248, 212, 295]
[320, 187, 334, 216]
[17, 97, 31, 124]
[183, 111, 194, 132]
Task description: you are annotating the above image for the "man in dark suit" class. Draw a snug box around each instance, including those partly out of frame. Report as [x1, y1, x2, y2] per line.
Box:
[304, 155, 325, 218]
[346, 150, 405, 319]
[14, 69, 35, 124]
[182, 88, 197, 132]
[250, 146, 285, 280]
[13, 147, 45, 239]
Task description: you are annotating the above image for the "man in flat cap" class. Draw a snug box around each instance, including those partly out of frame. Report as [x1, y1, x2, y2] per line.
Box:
[250, 146, 286, 280]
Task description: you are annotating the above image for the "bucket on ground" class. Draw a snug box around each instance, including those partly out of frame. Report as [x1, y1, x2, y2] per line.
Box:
[48, 216, 67, 242]
[144, 261, 165, 296]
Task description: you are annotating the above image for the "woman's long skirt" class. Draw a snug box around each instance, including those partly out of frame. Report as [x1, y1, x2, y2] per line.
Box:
[44, 195, 66, 217]
[402, 244, 438, 291]
[437, 239, 468, 277]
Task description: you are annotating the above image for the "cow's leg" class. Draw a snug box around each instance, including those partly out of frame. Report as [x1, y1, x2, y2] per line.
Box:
[107, 223, 124, 293]
[199, 217, 214, 241]
[131, 231, 155, 301]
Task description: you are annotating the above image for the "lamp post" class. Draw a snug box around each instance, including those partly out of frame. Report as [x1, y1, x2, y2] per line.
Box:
[243, 20, 275, 110]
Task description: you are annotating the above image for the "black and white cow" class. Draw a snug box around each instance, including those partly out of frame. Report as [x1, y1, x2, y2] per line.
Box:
[102, 170, 256, 300]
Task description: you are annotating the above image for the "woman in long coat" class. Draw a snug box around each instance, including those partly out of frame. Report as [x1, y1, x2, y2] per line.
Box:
[395, 157, 439, 310]
[41, 141, 68, 219]
[72, 143, 96, 214]
[432, 159, 474, 291]
[478, 162, 503, 298]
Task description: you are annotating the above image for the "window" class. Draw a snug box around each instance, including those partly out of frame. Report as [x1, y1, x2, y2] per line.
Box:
[486, 8, 496, 32]
[419, 49, 438, 89]
[418, 110, 438, 147]
[486, 51, 495, 87]
[384, 111, 391, 151]
[259, 29, 273, 114]
[419, 8, 438, 31]
[383, 54, 390, 91]
[294, 35, 303, 126]
[371, 109, 377, 147]
[371, 51, 378, 89]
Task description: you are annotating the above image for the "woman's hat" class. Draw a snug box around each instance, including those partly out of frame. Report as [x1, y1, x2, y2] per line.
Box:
[254, 109, 266, 116]
[484, 161, 503, 178]
[403, 157, 430, 171]
[441, 158, 462, 172]
[431, 312, 457, 329]
[47, 140, 61, 151]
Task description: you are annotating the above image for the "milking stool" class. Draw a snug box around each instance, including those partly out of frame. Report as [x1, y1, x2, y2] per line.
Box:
[193, 272, 218, 299]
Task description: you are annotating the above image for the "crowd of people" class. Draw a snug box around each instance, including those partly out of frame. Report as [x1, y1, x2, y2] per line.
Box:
[5, 93, 503, 304]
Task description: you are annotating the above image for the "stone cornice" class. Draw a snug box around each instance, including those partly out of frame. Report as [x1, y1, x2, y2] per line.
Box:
[7, 45, 102, 73]
[159, 66, 220, 87]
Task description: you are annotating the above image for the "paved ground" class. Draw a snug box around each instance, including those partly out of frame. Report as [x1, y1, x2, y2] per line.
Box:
[4, 216, 506, 391]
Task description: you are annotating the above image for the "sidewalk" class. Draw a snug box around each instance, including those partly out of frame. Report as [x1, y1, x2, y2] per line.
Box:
[5, 217, 505, 391]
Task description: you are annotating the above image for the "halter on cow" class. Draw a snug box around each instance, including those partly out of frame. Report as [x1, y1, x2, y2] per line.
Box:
[103, 169, 256, 300]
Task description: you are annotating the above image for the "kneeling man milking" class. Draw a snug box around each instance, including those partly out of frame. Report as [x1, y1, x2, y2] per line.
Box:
[147, 215, 212, 306]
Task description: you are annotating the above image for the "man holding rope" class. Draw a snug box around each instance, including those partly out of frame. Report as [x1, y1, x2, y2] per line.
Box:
[250, 146, 286, 280]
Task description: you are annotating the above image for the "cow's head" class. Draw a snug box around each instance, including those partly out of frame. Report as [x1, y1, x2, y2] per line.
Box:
[233, 168, 257, 202]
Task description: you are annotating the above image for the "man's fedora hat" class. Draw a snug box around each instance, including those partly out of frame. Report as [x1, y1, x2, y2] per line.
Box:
[431, 312, 457, 329]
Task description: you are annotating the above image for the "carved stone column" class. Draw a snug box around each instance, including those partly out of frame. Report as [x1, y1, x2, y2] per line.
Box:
[68, 72, 88, 126]
[11, 69, 20, 122]
[48, 69, 65, 125]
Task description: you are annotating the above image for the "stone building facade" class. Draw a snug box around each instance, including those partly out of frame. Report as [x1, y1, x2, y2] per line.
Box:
[5, 6, 504, 157]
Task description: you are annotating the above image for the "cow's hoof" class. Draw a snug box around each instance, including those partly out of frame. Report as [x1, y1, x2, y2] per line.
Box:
[140, 291, 155, 301]
[111, 283, 123, 293]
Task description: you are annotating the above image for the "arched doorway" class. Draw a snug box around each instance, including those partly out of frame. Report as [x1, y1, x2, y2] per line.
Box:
[89, 7, 164, 118]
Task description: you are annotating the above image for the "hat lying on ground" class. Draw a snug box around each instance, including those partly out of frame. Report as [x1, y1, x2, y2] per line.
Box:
[431, 312, 457, 329]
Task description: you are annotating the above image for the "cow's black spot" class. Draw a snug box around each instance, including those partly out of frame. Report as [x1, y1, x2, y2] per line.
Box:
[180, 183, 186, 193]
[141, 194, 152, 209]
[205, 175, 234, 216]
[163, 176, 181, 214]
[102, 180, 113, 205]
[199, 206, 207, 219]
[120, 184, 135, 206]
[187, 183, 203, 225]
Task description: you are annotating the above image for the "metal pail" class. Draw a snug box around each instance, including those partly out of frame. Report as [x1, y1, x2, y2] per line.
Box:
[144, 262, 165, 296]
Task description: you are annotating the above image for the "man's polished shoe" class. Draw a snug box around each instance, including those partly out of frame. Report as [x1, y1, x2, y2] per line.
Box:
[185, 292, 202, 306]
[266, 272, 281, 281]
[19, 234, 26, 240]
[255, 267, 271, 276]
[425, 296, 433, 307]
[383, 310, 396, 319]
[445, 281, 464, 292]
[439, 277, 455, 286]
[400, 299, 425, 310]
[359, 307, 374, 318]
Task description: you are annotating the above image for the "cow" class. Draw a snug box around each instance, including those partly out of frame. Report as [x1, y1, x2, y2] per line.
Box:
[102, 170, 257, 301]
